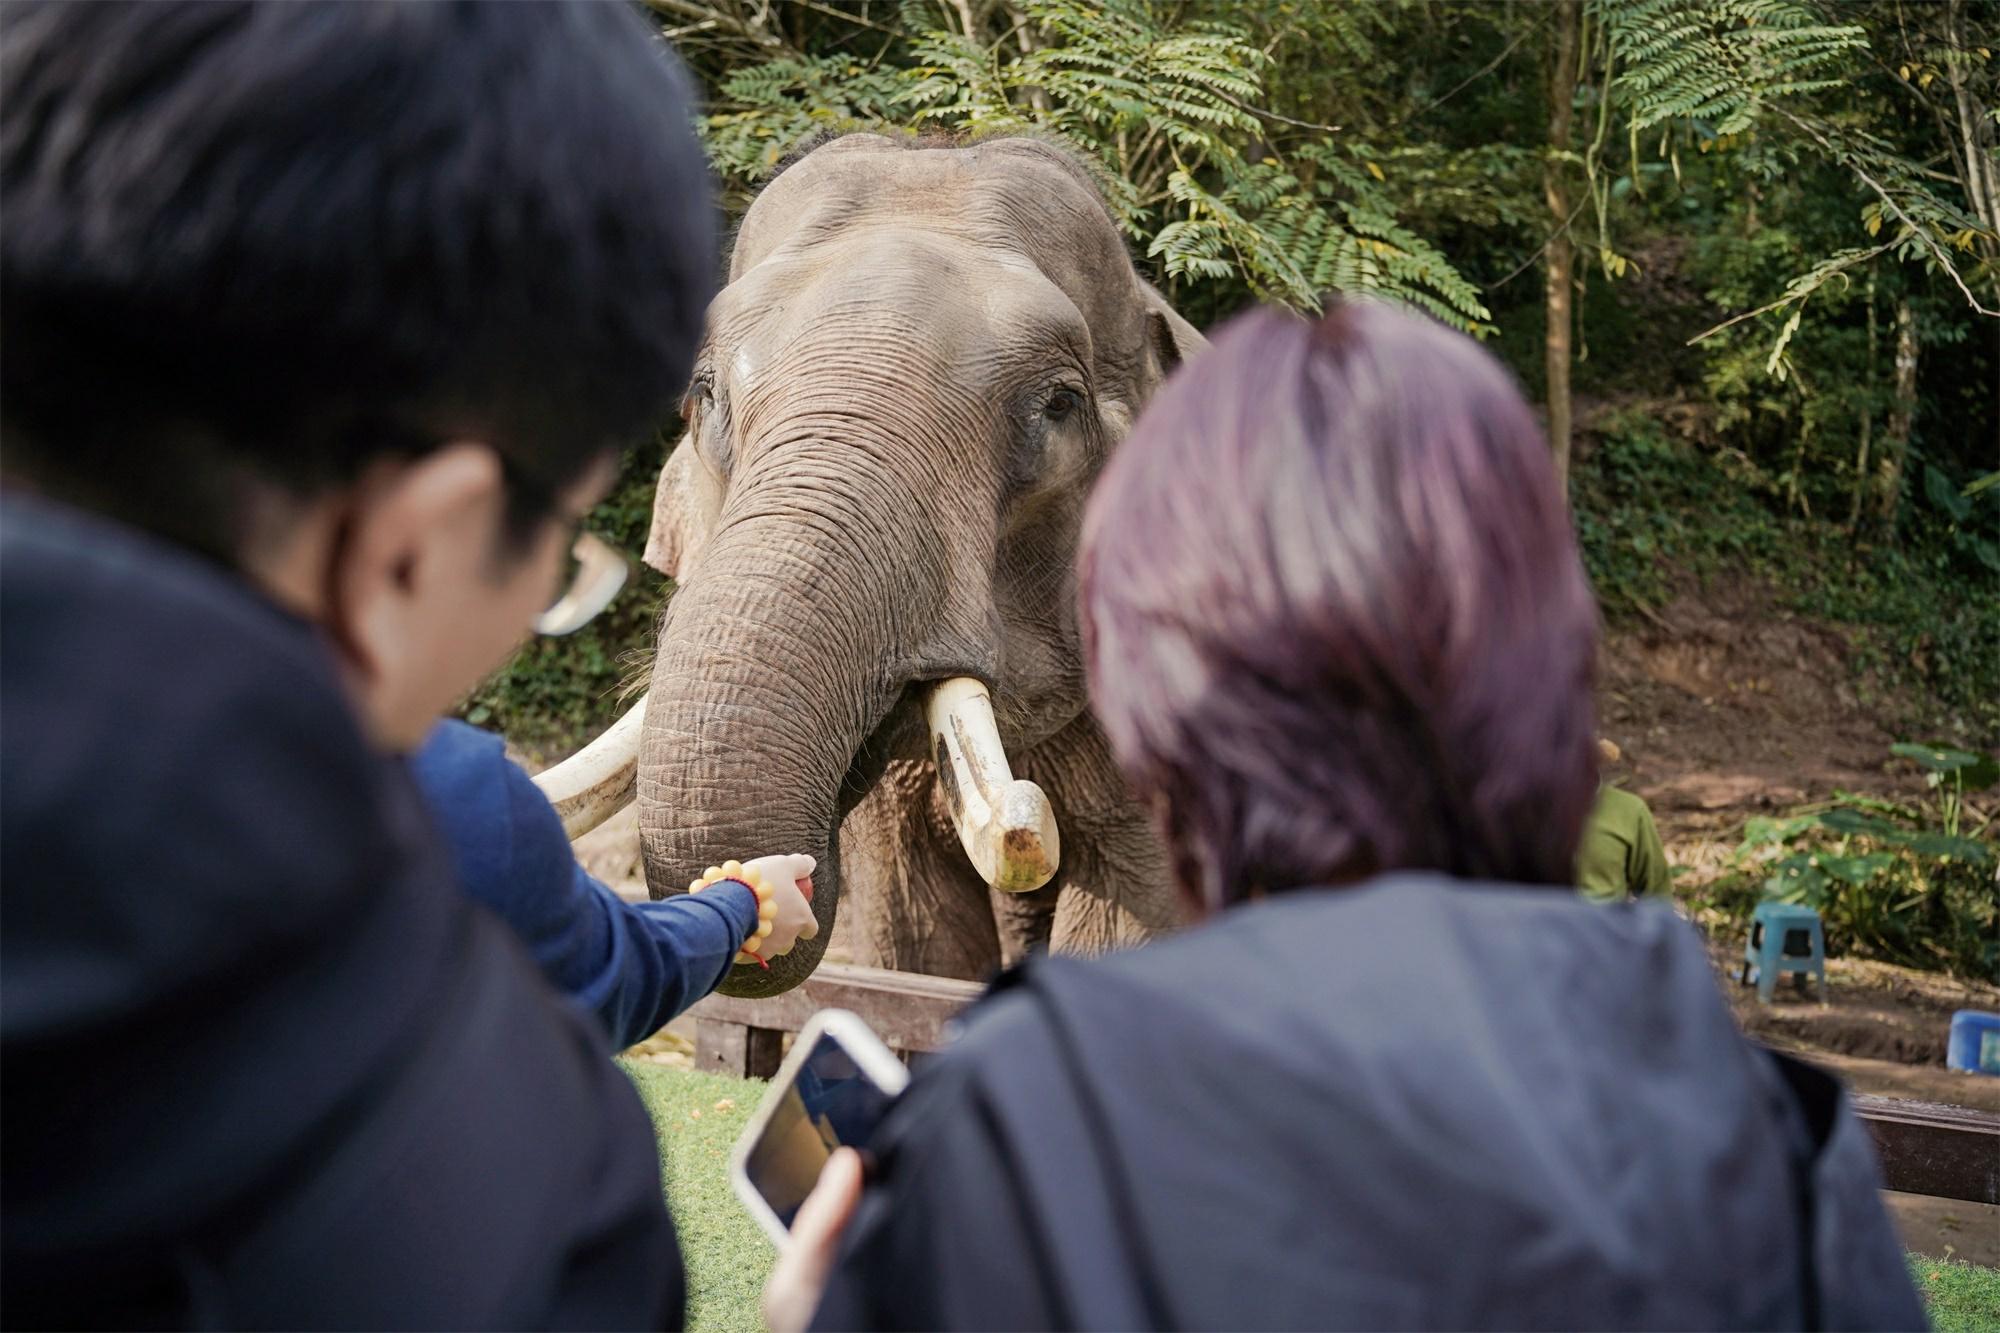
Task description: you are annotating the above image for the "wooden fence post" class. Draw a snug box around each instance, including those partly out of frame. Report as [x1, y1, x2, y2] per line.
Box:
[694, 1017, 784, 1078]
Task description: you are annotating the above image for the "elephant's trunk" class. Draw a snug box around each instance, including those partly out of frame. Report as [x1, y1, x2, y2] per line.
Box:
[638, 398, 1066, 991]
[636, 481, 899, 998]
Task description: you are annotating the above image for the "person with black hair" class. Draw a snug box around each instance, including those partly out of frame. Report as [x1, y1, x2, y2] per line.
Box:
[0, 3, 764, 1325]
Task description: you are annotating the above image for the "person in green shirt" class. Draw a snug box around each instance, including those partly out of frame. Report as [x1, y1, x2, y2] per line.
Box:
[1577, 741, 1674, 901]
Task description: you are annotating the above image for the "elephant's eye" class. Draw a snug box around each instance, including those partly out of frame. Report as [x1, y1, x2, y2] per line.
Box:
[684, 370, 732, 479]
[681, 367, 713, 417]
[1043, 386, 1084, 423]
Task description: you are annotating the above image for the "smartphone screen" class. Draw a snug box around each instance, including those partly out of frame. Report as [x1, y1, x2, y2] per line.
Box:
[740, 1028, 901, 1230]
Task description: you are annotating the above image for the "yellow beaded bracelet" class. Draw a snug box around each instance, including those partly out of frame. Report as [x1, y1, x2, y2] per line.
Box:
[689, 860, 778, 968]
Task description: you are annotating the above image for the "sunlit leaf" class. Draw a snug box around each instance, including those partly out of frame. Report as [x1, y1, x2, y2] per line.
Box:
[1891, 741, 1983, 773]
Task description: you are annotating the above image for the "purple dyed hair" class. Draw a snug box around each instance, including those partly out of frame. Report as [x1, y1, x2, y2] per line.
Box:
[1078, 302, 1599, 912]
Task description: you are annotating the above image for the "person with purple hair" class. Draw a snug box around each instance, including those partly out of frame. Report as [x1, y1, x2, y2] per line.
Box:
[766, 301, 1920, 1331]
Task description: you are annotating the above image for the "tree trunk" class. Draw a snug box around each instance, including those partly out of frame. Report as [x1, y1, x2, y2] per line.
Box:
[1942, 0, 2000, 456]
[1944, 1, 1999, 233]
[1006, 3, 1051, 114]
[1543, 1, 1581, 494]
[1874, 297, 1918, 533]
[1847, 266, 1878, 531]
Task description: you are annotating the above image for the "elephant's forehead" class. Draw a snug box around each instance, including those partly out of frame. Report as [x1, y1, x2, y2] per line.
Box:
[734, 139, 1129, 279]
[711, 232, 1089, 373]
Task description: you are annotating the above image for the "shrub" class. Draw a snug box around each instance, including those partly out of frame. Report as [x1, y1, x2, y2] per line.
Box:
[1719, 744, 1998, 981]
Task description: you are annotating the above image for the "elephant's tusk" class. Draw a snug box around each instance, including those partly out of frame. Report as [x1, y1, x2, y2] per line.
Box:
[923, 677, 1060, 893]
[531, 695, 645, 840]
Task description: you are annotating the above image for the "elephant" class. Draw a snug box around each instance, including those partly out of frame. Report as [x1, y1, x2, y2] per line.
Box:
[536, 133, 1205, 997]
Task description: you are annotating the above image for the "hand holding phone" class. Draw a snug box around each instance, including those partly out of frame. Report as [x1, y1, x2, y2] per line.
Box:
[731, 1010, 907, 1245]
[762, 1147, 863, 1333]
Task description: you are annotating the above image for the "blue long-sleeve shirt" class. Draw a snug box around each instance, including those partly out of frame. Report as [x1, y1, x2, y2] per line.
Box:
[411, 720, 758, 1049]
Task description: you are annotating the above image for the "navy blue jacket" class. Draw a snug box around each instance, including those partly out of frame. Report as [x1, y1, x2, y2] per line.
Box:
[0, 494, 683, 1329]
[816, 878, 1924, 1331]
[410, 720, 757, 1050]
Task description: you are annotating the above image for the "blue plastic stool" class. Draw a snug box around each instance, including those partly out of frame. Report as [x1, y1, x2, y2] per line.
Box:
[1947, 1010, 2000, 1076]
[1738, 901, 1827, 1004]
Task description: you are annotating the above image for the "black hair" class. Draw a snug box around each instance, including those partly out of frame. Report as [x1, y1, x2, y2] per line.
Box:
[0, 0, 718, 562]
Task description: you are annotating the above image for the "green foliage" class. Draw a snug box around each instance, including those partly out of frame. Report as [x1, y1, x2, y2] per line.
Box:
[673, 0, 1996, 461]
[1788, 545, 2000, 744]
[1927, 464, 2000, 576]
[1597, 0, 1867, 135]
[1586, 0, 1992, 347]
[687, 0, 1492, 330]
[1571, 410, 1790, 612]
[1151, 140, 1493, 325]
[1682, 188, 1999, 606]
[1690, 219, 1888, 470]
[1720, 745, 1997, 980]
[700, 54, 910, 195]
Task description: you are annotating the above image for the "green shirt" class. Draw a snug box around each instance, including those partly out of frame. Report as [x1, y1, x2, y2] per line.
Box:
[1576, 785, 1673, 901]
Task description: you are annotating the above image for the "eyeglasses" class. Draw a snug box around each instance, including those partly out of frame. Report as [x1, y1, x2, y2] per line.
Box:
[536, 530, 629, 637]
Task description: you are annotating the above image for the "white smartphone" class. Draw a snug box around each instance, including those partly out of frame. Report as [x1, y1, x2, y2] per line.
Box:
[729, 1009, 909, 1246]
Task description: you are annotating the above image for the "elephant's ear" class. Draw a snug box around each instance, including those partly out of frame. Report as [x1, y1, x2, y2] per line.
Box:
[642, 435, 717, 580]
[1141, 281, 1207, 385]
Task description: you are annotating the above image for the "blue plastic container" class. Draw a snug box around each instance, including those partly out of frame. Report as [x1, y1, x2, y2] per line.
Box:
[1946, 1010, 2000, 1076]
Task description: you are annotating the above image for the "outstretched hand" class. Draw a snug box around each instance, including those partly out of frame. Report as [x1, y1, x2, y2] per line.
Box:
[763, 1146, 863, 1333]
[738, 853, 818, 961]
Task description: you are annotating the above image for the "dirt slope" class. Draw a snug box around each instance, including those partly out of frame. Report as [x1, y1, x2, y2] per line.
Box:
[1596, 576, 1929, 868]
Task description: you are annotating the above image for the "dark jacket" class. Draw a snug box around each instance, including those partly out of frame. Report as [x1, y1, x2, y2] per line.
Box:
[815, 876, 1923, 1331]
[411, 720, 757, 1049]
[0, 493, 681, 1329]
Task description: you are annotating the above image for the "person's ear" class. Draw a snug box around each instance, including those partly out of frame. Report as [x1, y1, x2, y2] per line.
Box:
[329, 443, 506, 687]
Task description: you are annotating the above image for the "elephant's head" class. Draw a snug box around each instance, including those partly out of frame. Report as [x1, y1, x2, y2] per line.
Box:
[631, 133, 1200, 995]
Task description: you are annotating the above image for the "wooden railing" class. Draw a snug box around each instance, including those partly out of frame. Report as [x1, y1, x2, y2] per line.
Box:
[691, 963, 982, 1078]
[1852, 1094, 1999, 1205]
[688, 963, 2000, 1205]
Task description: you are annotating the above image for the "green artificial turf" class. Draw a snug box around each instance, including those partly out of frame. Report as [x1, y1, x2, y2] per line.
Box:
[620, 1060, 775, 1333]
[1911, 1255, 2000, 1333]
[624, 1062, 2000, 1333]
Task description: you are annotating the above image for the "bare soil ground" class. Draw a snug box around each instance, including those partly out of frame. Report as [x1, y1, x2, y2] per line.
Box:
[1596, 576, 1926, 873]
